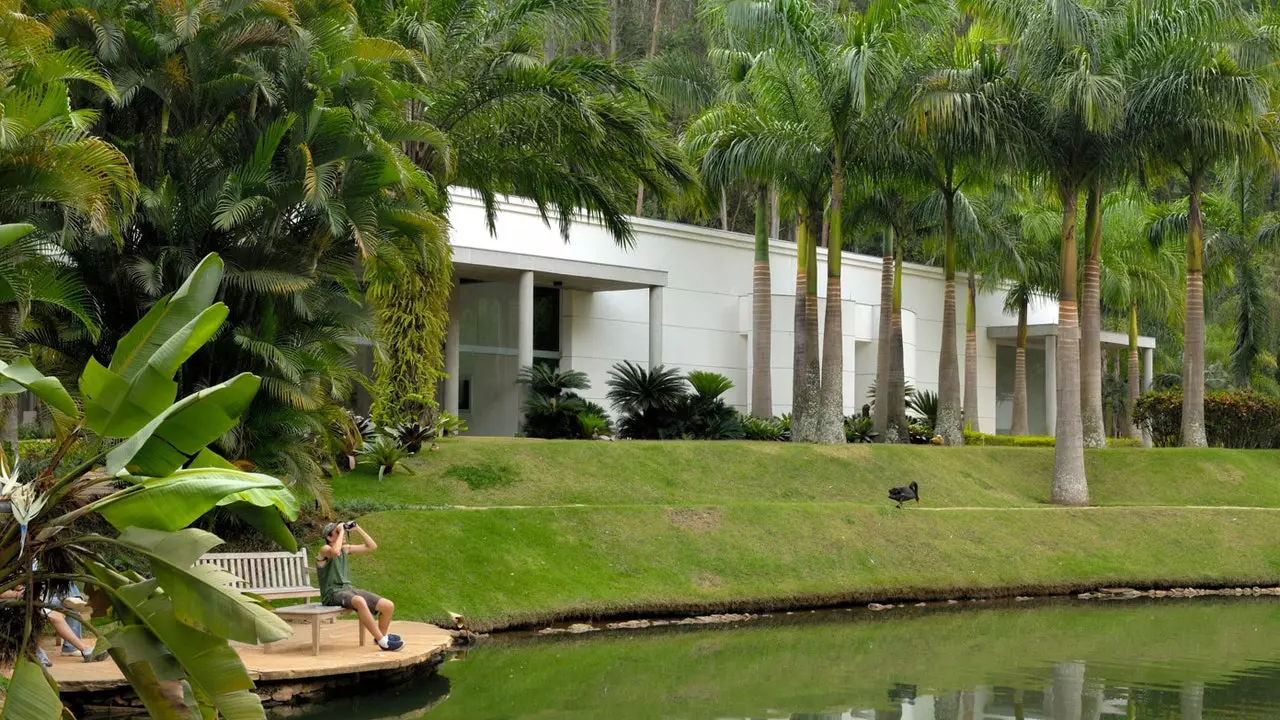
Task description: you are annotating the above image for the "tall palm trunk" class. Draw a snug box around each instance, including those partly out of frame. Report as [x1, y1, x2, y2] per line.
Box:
[1126, 299, 1141, 441]
[1053, 183, 1088, 506]
[1011, 294, 1029, 436]
[874, 227, 894, 440]
[792, 212, 809, 436]
[937, 191, 963, 445]
[770, 186, 780, 241]
[1182, 172, 1208, 447]
[720, 187, 729, 231]
[751, 186, 772, 418]
[607, 0, 618, 57]
[1080, 181, 1106, 448]
[887, 245, 908, 443]
[634, 0, 663, 216]
[963, 268, 979, 433]
[816, 161, 846, 444]
[796, 203, 822, 442]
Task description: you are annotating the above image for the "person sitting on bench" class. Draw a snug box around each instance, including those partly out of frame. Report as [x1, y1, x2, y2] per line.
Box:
[317, 521, 402, 651]
[2, 583, 106, 664]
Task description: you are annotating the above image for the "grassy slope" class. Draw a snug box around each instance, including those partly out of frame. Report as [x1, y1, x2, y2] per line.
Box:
[332, 440, 1280, 630]
[425, 601, 1280, 718]
[333, 440, 1280, 509]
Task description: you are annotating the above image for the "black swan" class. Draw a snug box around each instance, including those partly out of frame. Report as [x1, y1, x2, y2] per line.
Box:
[888, 481, 919, 509]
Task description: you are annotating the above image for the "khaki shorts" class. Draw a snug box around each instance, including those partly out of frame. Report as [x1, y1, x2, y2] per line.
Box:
[326, 588, 384, 612]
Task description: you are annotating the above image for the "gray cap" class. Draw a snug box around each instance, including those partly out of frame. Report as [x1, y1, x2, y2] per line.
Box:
[322, 522, 341, 538]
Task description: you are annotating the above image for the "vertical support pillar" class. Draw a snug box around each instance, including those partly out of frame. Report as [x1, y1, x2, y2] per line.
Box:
[517, 271, 534, 423]
[1044, 334, 1057, 436]
[443, 285, 461, 416]
[649, 286, 664, 368]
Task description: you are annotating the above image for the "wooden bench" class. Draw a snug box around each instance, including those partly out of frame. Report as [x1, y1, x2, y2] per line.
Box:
[197, 550, 364, 655]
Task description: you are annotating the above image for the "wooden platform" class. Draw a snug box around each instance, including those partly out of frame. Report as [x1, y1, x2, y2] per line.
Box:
[48, 620, 455, 693]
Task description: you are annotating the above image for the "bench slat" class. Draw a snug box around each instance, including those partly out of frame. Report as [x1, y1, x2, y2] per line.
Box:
[196, 549, 316, 597]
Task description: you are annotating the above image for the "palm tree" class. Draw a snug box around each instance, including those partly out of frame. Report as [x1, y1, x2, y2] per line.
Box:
[1099, 191, 1179, 442]
[1125, 0, 1278, 447]
[966, 0, 1125, 503]
[903, 28, 1031, 446]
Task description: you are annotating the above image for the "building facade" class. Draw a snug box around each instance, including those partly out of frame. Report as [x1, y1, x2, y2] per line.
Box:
[438, 190, 1156, 437]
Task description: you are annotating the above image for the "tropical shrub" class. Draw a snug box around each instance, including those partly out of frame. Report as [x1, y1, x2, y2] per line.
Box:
[908, 389, 939, 434]
[437, 412, 468, 438]
[963, 431, 1142, 448]
[578, 412, 613, 439]
[517, 365, 612, 439]
[607, 362, 687, 439]
[740, 414, 785, 441]
[1133, 391, 1280, 448]
[0, 254, 298, 718]
[844, 415, 879, 443]
[393, 422, 435, 453]
[668, 372, 742, 440]
[360, 436, 411, 480]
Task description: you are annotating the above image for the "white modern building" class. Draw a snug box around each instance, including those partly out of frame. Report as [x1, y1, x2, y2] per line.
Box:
[439, 190, 1156, 437]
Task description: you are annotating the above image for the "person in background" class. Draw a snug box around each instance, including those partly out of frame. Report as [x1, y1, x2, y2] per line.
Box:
[2, 583, 105, 664]
[317, 521, 402, 651]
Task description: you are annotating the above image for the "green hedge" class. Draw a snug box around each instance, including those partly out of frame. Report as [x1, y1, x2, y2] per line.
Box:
[963, 431, 1141, 448]
[1133, 391, 1280, 449]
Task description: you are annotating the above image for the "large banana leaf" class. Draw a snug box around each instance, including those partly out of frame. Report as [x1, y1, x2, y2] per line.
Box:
[85, 565, 265, 720]
[0, 357, 78, 418]
[116, 527, 291, 645]
[92, 468, 288, 532]
[193, 449, 300, 552]
[109, 253, 224, 380]
[0, 657, 62, 720]
[0, 223, 34, 249]
[106, 373, 261, 478]
[80, 357, 178, 438]
[107, 633, 200, 720]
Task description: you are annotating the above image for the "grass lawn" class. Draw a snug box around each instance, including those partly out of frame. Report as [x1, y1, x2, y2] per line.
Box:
[332, 439, 1280, 509]
[327, 439, 1280, 630]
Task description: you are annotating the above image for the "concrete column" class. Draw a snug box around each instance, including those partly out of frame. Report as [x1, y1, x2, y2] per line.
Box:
[443, 286, 461, 415]
[648, 286, 664, 368]
[1141, 346, 1154, 448]
[1044, 334, 1057, 436]
[517, 271, 534, 371]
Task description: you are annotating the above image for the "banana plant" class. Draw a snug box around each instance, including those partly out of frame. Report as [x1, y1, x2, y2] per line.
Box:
[0, 253, 300, 719]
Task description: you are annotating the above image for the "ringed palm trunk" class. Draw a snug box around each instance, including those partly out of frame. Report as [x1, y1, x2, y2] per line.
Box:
[874, 227, 895, 440]
[1182, 173, 1208, 447]
[1126, 299, 1142, 441]
[887, 245, 909, 442]
[751, 187, 773, 417]
[963, 268, 979, 433]
[633, 0, 663, 217]
[1053, 182, 1088, 506]
[1080, 182, 1106, 448]
[816, 161, 846, 445]
[937, 192, 964, 445]
[791, 212, 809, 435]
[796, 203, 823, 442]
[1011, 295, 1030, 436]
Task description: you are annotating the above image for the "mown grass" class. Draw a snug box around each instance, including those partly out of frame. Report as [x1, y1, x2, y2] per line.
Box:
[424, 600, 1280, 718]
[350, 503, 1280, 630]
[331, 439, 1280, 509]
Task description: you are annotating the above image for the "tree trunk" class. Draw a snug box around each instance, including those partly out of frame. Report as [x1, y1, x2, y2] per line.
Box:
[1, 395, 18, 448]
[633, 0, 663, 217]
[1081, 181, 1106, 448]
[874, 228, 894, 440]
[796, 203, 823, 443]
[1052, 662, 1085, 720]
[791, 212, 809, 436]
[816, 160, 846, 445]
[1180, 684, 1203, 720]
[1182, 173, 1208, 447]
[1011, 296, 1029, 436]
[1127, 299, 1141, 440]
[937, 191, 964, 445]
[963, 268, 979, 433]
[751, 186, 773, 418]
[608, 0, 618, 57]
[1053, 183, 1088, 505]
[770, 185, 780, 241]
[720, 187, 729, 231]
[887, 244, 909, 443]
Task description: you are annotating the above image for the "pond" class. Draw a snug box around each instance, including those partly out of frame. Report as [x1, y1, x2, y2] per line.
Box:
[279, 598, 1280, 719]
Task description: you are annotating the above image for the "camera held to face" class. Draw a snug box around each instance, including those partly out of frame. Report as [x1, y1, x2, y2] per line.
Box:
[344, 521, 358, 530]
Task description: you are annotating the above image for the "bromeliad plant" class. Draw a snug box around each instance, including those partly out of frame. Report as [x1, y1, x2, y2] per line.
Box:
[0, 254, 299, 718]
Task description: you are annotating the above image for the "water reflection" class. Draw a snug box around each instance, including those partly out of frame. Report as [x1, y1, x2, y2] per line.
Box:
[315, 599, 1280, 719]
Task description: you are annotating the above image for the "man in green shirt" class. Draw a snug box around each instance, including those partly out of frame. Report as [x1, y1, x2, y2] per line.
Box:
[318, 521, 402, 651]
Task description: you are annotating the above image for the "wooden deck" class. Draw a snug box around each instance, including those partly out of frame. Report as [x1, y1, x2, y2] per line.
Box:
[48, 620, 455, 693]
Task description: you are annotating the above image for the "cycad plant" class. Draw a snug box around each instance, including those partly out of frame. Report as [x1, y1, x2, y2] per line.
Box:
[517, 365, 612, 440]
[606, 361, 687, 439]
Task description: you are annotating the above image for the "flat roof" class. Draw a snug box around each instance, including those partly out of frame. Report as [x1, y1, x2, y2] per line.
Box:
[452, 246, 666, 292]
[986, 323, 1156, 349]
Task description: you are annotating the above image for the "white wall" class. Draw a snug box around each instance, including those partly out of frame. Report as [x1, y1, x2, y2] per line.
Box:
[448, 190, 1031, 433]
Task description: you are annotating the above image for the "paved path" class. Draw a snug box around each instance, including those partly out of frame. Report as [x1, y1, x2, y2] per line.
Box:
[48, 620, 454, 693]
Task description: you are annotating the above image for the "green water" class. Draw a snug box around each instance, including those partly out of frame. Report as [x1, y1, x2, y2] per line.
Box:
[286, 599, 1280, 719]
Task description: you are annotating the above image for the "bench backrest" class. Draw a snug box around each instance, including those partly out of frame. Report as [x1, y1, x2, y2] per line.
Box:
[196, 549, 311, 591]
